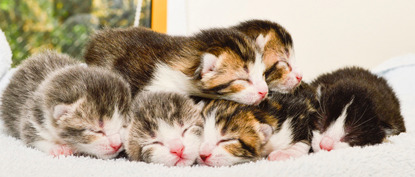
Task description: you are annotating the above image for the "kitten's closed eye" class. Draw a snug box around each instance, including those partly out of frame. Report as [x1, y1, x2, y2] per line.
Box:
[85, 128, 105, 135]
[217, 138, 238, 145]
[150, 141, 164, 146]
[182, 128, 189, 137]
[276, 61, 291, 72]
[182, 125, 203, 137]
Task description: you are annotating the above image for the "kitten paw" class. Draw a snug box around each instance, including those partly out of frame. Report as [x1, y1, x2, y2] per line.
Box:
[267, 150, 293, 161]
[50, 144, 73, 157]
[267, 142, 310, 161]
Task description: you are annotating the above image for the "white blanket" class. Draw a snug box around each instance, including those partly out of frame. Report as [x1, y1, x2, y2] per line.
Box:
[0, 32, 414, 176]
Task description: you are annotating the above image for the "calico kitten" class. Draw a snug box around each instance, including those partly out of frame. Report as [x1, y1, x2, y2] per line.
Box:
[125, 92, 203, 166]
[310, 67, 406, 152]
[85, 27, 269, 105]
[233, 19, 303, 93]
[197, 99, 272, 166]
[0, 51, 131, 159]
[197, 90, 315, 166]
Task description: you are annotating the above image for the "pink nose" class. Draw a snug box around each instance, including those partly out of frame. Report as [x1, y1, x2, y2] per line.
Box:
[110, 143, 122, 152]
[169, 142, 185, 158]
[200, 153, 211, 162]
[296, 75, 302, 82]
[320, 136, 334, 151]
[258, 91, 268, 98]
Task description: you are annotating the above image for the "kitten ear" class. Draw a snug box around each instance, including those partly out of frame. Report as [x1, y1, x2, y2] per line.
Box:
[259, 123, 273, 145]
[316, 85, 324, 101]
[53, 104, 74, 120]
[256, 34, 270, 52]
[201, 53, 220, 77]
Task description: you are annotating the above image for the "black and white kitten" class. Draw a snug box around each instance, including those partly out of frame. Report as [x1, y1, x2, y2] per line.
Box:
[310, 67, 406, 152]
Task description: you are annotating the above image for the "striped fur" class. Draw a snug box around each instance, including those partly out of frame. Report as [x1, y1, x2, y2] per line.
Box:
[233, 20, 302, 93]
[85, 27, 268, 105]
[197, 86, 316, 166]
[125, 92, 203, 166]
[0, 51, 131, 159]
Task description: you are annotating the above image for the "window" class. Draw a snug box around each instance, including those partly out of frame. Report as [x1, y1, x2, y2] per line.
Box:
[0, 0, 152, 66]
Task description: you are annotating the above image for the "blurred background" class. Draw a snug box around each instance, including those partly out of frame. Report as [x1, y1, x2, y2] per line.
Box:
[0, 0, 151, 66]
[1, 0, 415, 80]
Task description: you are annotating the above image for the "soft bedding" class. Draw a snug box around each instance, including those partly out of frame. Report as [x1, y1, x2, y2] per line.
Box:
[0, 30, 414, 176]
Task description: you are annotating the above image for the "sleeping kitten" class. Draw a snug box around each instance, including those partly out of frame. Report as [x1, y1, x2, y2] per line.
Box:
[197, 99, 271, 166]
[233, 19, 303, 93]
[259, 82, 316, 161]
[0, 51, 131, 159]
[85, 27, 269, 105]
[310, 67, 406, 152]
[125, 92, 203, 166]
[197, 91, 315, 166]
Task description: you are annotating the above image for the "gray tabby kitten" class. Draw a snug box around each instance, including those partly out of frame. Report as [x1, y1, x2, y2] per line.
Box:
[0, 51, 131, 159]
[125, 91, 203, 166]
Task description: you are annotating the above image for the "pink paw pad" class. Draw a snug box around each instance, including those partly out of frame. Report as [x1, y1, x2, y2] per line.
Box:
[50, 145, 73, 157]
[268, 151, 293, 161]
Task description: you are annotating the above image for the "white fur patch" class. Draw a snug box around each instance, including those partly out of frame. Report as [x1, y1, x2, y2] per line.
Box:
[201, 53, 220, 76]
[249, 52, 267, 87]
[140, 119, 201, 166]
[225, 52, 268, 105]
[312, 99, 354, 152]
[144, 63, 199, 95]
[255, 34, 271, 52]
[316, 85, 323, 100]
[325, 99, 353, 140]
[262, 118, 294, 156]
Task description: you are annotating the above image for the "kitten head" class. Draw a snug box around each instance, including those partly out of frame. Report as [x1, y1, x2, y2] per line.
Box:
[125, 92, 203, 166]
[192, 28, 269, 105]
[234, 20, 302, 93]
[40, 66, 131, 159]
[312, 82, 389, 152]
[198, 100, 272, 166]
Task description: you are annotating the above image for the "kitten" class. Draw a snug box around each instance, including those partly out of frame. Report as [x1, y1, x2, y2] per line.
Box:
[125, 92, 203, 166]
[197, 99, 272, 166]
[259, 82, 316, 161]
[233, 19, 303, 93]
[0, 51, 131, 159]
[310, 67, 406, 152]
[197, 90, 315, 166]
[85, 27, 269, 105]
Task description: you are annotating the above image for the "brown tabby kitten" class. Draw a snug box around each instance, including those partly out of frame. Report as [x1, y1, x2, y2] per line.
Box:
[310, 67, 406, 152]
[85, 27, 269, 105]
[197, 89, 315, 166]
[233, 19, 303, 93]
[0, 51, 131, 159]
[125, 92, 204, 166]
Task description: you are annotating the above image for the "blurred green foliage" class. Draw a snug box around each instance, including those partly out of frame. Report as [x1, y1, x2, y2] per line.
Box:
[0, 0, 151, 67]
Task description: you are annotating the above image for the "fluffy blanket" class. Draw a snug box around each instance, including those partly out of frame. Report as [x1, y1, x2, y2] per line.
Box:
[0, 31, 414, 176]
